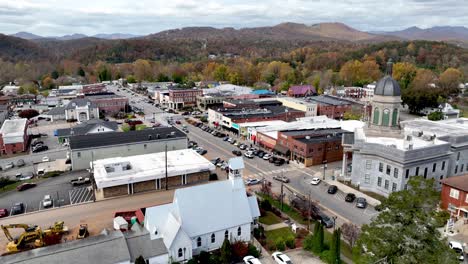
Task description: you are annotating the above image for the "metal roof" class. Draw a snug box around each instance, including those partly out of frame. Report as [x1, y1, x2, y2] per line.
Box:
[374, 75, 401, 96]
[69, 127, 186, 150]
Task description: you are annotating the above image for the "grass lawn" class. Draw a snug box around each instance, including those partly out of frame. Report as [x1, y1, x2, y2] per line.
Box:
[361, 190, 386, 203]
[0, 178, 41, 194]
[257, 193, 308, 225]
[265, 227, 295, 245]
[259, 211, 282, 225]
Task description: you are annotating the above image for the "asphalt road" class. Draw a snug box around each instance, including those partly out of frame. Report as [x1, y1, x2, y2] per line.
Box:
[181, 119, 377, 226]
[0, 171, 91, 216]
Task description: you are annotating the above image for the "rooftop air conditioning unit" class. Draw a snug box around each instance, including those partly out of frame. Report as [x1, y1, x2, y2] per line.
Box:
[305, 136, 311, 139]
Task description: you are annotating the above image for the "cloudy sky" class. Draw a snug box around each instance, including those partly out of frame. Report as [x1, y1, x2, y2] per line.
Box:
[1, 0, 467, 36]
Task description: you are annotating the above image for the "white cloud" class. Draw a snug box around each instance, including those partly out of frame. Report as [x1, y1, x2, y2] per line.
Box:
[0, 0, 467, 35]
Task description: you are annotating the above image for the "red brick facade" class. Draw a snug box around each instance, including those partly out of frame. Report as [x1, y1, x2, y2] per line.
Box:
[440, 176, 468, 217]
[230, 111, 305, 124]
[88, 96, 129, 114]
[317, 104, 352, 119]
[169, 89, 203, 107]
[0, 126, 28, 156]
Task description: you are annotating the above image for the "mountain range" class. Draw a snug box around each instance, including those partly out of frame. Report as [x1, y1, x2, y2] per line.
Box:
[10, 32, 140, 40]
[9, 23, 468, 42]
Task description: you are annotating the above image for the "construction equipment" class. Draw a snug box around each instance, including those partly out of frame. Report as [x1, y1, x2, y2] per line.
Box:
[77, 224, 89, 239]
[1, 221, 68, 254]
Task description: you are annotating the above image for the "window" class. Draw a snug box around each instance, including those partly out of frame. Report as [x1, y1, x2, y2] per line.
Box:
[415, 167, 419, 176]
[457, 152, 461, 161]
[384, 180, 389, 190]
[224, 230, 228, 240]
[442, 161, 446, 170]
[364, 174, 370, 184]
[144, 144, 147, 149]
[237, 227, 241, 236]
[465, 194, 468, 204]
[366, 160, 372, 170]
[450, 188, 460, 199]
[405, 169, 409, 179]
[77, 152, 81, 158]
[461, 164, 465, 173]
[424, 168, 428, 179]
[377, 177, 382, 187]
[379, 163, 383, 172]
[393, 168, 399, 178]
[392, 183, 397, 192]
[211, 233, 215, 243]
[178, 248, 183, 258]
[455, 165, 458, 174]
[197, 237, 201, 247]
[432, 163, 437, 172]
[386, 165, 391, 175]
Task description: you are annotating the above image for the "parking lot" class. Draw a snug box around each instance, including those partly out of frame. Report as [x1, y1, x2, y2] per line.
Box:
[0, 171, 92, 217]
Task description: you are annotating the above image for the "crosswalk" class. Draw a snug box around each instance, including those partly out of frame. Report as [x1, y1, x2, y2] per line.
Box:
[245, 168, 297, 179]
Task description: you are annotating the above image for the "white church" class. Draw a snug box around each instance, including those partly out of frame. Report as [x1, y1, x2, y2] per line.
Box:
[144, 157, 261, 262]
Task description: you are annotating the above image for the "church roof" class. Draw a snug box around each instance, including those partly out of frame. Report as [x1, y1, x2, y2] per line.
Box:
[374, 60, 401, 97]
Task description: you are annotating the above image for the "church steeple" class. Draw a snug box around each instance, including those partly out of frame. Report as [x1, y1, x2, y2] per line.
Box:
[386, 59, 393, 76]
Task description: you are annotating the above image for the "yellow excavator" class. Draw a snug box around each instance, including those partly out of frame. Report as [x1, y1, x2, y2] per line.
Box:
[1, 221, 68, 254]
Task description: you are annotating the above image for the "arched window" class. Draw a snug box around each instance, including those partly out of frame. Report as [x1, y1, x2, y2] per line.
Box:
[224, 230, 229, 240]
[382, 109, 390, 126]
[373, 107, 380, 125]
[178, 248, 183, 258]
[237, 227, 241, 236]
[392, 108, 398, 126]
[197, 237, 202, 247]
[211, 233, 215, 243]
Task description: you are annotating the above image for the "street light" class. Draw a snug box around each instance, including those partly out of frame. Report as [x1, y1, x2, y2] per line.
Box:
[322, 161, 328, 181]
[332, 216, 337, 231]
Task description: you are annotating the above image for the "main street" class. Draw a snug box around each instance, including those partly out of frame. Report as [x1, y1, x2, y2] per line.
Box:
[181, 120, 378, 226]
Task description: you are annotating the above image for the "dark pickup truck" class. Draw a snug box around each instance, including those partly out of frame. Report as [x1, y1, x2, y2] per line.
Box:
[70, 177, 91, 186]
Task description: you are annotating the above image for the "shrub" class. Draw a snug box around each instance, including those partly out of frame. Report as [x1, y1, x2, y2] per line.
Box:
[247, 244, 261, 258]
[260, 199, 272, 211]
[320, 250, 333, 264]
[198, 251, 210, 264]
[19, 109, 39, 119]
[275, 238, 285, 251]
[285, 236, 296, 249]
[186, 259, 197, 264]
[303, 234, 314, 250]
[43, 171, 62, 178]
[231, 241, 249, 262]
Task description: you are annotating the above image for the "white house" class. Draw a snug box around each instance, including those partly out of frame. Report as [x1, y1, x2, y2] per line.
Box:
[144, 157, 260, 263]
[64, 98, 99, 122]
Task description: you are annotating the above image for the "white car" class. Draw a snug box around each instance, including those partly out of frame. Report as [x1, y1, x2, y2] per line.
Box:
[263, 154, 272, 160]
[42, 195, 53, 208]
[42, 156, 50, 162]
[449, 241, 465, 261]
[245, 178, 261, 186]
[244, 151, 254, 159]
[272, 252, 293, 264]
[310, 177, 321, 185]
[243, 255, 262, 264]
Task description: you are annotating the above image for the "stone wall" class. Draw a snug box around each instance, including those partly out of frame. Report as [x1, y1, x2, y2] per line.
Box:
[103, 185, 128, 198]
[133, 180, 155, 193]
[187, 171, 210, 184]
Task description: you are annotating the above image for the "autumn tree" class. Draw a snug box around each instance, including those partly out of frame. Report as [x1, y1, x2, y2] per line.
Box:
[134, 59, 152, 82]
[410, 69, 435, 90]
[41, 76, 55, 90]
[19, 109, 39, 119]
[392, 62, 417, 90]
[213, 64, 228, 81]
[439, 68, 463, 95]
[341, 223, 360, 247]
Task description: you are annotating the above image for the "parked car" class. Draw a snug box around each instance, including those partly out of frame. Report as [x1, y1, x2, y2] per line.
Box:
[449, 241, 465, 261]
[244, 151, 254, 159]
[273, 175, 290, 183]
[4, 162, 14, 169]
[356, 197, 367, 208]
[197, 149, 208, 155]
[16, 159, 26, 167]
[19, 173, 34, 181]
[42, 156, 50, 162]
[17, 183, 37, 191]
[327, 185, 338, 194]
[272, 252, 292, 264]
[274, 158, 285, 166]
[42, 195, 53, 208]
[70, 177, 91, 186]
[239, 144, 247, 150]
[245, 178, 261, 186]
[257, 151, 265, 158]
[11, 203, 25, 215]
[263, 154, 272, 160]
[0, 208, 8, 218]
[230, 140, 237, 145]
[345, 193, 356, 203]
[310, 177, 321, 185]
[243, 256, 262, 264]
[268, 156, 277, 163]
[318, 212, 334, 228]
[175, 120, 181, 124]
[232, 150, 242, 156]
[32, 145, 48, 153]
[31, 140, 44, 147]
[223, 136, 230, 141]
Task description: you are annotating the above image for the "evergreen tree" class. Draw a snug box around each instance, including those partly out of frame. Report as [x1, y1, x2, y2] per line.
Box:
[220, 238, 232, 263]
[312, 223, 325, 254]
[135, 255, 146, 264]
[77, 67, 85, 77]
[330, 228, 341, 264]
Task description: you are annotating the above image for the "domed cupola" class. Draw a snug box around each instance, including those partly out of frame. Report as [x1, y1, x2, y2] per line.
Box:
[374, 59, 401, 96]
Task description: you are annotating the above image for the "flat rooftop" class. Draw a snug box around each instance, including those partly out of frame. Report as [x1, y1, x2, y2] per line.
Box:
[237, 120, 288, 128]
[93, 149, 216, 189]
[402, 118, 468, 137]
[0, 118, 27, 136]
[70, 127, 186, 150]
[306, 95, 351, 106]
[215, 105, 302, 118]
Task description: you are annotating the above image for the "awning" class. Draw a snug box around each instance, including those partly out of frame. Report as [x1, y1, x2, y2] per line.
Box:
[274, 144, 290, 155]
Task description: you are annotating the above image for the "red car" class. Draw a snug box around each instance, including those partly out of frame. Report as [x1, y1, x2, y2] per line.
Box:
[175, 120, 181, 124]
[16, 183, 37, 191]
[0, 208, 8, 218]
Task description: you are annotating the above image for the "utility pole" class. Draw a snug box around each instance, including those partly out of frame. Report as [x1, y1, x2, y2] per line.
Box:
[323, 161, 328, 181]
[280, 182, 284, 211]
[165, 143, 168, 190]
[308, 191, 311, 231]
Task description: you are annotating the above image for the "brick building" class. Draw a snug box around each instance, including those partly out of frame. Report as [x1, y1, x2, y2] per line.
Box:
[168, 89, 203, 110]
[86, 93, 129, 114]
[0, 118, 28, 156]
[276, 129, 345, 167]
[441, 174, 468, 218]
[307, 95, 352, 119]
[82, 83, 107, 94]
[92, 149, 216, 200]
[287, 85, 316, 97]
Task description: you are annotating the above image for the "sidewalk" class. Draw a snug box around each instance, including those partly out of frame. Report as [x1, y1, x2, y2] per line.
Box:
[264, 222, 288, 231]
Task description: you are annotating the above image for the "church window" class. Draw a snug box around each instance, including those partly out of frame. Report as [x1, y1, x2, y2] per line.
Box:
[373, 108, 380, 125]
